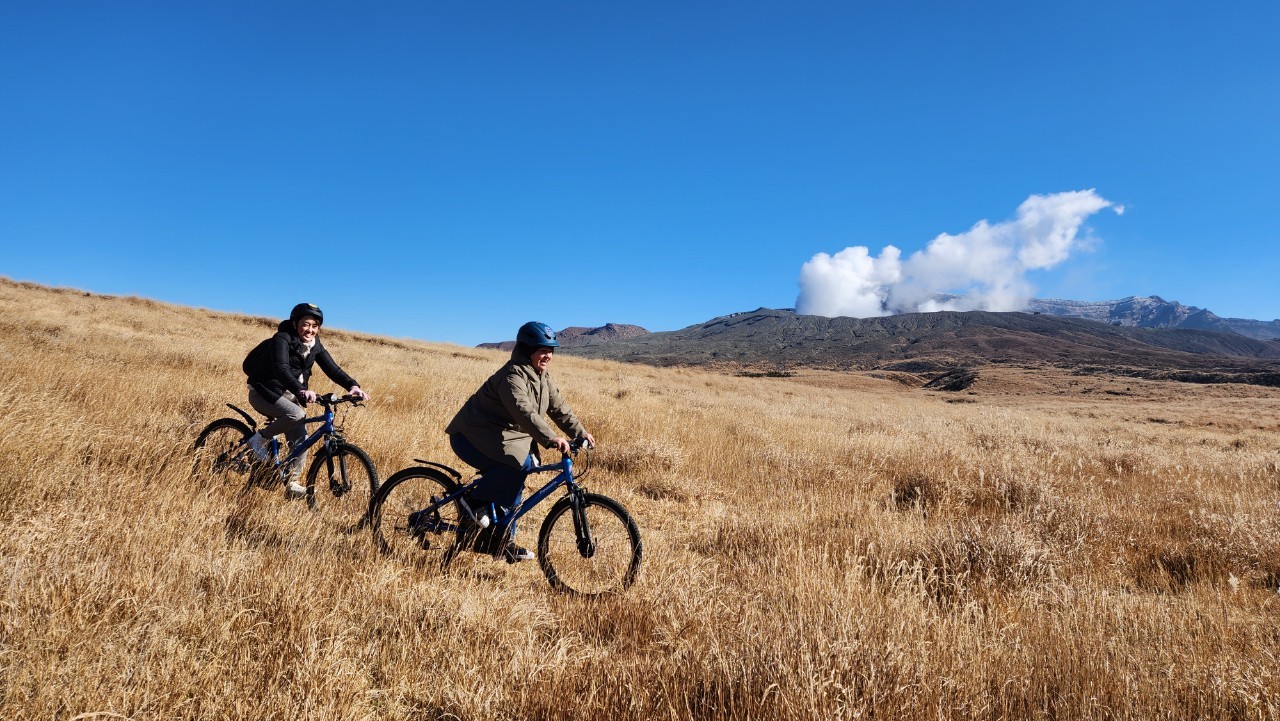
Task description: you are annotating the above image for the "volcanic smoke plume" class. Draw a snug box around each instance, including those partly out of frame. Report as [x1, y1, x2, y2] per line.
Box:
[795, 190, 1123, 318]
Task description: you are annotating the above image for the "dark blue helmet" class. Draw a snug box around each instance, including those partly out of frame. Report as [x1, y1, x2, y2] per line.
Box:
[290, 303, 323, 326]
[517, 321, 559, 348]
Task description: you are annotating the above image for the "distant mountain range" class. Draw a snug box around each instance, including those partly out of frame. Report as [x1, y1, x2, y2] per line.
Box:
[1028, 296, 1280, 340]
[478, 297, 1280, 386]
[561, 306, 1280, 387]
[568, 306, 1279, 365]
[479, 297, 1279, 350]
[478, 323, 649, 352]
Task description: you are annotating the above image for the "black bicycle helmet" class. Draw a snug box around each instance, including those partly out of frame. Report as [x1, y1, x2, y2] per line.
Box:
[516, 321, 559, 348]
[290, 302, 324, 326]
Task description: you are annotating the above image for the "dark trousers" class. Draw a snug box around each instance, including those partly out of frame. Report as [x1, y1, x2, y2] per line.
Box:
[449, 433, 534, 533]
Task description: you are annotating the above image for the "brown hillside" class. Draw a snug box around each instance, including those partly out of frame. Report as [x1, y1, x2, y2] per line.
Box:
[1, 278, 1278, 719]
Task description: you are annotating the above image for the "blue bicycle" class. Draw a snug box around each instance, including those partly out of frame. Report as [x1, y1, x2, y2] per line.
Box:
[370, 439, 641, 595]
[193, 393, 378, 523]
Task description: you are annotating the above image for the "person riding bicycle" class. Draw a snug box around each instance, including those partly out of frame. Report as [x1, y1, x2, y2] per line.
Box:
[241, 302, 369, 497]
[444, 321, 596, 562]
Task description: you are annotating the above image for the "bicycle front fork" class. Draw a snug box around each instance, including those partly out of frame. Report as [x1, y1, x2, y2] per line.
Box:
[571, 493, 596, 559]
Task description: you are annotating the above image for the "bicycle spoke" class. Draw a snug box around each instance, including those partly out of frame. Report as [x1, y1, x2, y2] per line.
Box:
[193, 419, 253, 484]
[372, 469, 465, 569]
[538, 493, 641, 595]
[305, 444, 378, 527]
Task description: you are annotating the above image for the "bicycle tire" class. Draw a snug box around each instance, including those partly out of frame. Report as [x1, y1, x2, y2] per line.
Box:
[537, 492, 642, 595]
[305, 442, 379, 527]
[370, 467, 470, 570]
[192, 418, 254, 483]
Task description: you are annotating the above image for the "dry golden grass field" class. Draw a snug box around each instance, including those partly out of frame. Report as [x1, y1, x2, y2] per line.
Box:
[1, 278, 1278, 720]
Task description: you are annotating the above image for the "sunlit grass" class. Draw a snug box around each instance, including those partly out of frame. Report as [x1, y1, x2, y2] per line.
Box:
[1, 277, 1278, 719]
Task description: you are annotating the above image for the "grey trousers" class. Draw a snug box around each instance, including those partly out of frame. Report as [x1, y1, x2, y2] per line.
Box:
[247, 388, 309, 479]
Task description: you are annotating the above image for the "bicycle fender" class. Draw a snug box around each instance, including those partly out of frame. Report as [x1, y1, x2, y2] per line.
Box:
[385, 465, 460, 488]
[193, 416, 253, 450]
[542, 492, 574, 511]
[224, 403, 258, 430]
[411, 460, 464, 482]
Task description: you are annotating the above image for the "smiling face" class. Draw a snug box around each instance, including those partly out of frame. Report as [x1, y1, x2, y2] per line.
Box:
[295, 316, 321, 343]
[530, 346, 554, 374]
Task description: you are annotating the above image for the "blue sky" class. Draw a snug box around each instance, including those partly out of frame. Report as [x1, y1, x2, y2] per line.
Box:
[2, 1, 1277, 346]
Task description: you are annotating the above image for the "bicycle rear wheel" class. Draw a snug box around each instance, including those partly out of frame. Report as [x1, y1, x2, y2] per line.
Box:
[538, 493, 642, 595]
[192, 418, 254, 484]
[371, 467, 467, 569]
[305, 442, 378, 527]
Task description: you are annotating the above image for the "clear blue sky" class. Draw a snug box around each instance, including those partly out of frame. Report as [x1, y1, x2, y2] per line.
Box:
[2, 1, 1277, 345]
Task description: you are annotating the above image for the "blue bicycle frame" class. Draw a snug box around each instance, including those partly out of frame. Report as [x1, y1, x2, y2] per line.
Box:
[418, 452, 581, 531]
[381, 436, 638, 592]
[259, 404, 340, 468]
[215, 395, 363, 483]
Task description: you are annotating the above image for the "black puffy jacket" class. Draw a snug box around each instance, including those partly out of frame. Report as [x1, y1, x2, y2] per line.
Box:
[243, 321, 358, 403]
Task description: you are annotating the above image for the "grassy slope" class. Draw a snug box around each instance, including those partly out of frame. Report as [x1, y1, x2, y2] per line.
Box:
[1, 278, 1278, 720]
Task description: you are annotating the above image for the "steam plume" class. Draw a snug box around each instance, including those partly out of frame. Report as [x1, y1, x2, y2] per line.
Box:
[795, 190, 1122, 317]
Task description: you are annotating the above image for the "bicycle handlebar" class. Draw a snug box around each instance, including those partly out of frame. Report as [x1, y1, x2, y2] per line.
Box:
[547, 437, 594, 462]
[316, 393, 365, 408]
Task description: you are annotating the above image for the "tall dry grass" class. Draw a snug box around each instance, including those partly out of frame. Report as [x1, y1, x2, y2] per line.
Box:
[1, 277, 1278, 719]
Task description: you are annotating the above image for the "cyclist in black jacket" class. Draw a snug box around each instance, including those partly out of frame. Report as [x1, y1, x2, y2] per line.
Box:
[242, 302, 369, 496]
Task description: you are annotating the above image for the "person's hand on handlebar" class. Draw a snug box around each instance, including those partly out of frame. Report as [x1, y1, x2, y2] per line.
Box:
[550, 437, 572, 455]
[579, 432, 597, 450]
[348, 385, 370, 401]
[299, 389, 318, 404]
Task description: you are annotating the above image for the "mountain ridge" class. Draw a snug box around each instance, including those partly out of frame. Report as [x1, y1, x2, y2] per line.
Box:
[565, 307, 1280, 387]
[1028, 296, 1280, 340]
[479, 296, 1279, 351]
[477, 322, 649, 351]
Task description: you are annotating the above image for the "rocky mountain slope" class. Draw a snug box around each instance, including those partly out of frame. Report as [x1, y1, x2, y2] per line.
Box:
[567, 308, 1280, 386]
[1029, 296, 1280, 340]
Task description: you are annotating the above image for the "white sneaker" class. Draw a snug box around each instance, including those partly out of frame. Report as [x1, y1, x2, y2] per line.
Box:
[284, 480, 308, 498]
[247, 433, 271, 461]
[501, 543, 536, 563]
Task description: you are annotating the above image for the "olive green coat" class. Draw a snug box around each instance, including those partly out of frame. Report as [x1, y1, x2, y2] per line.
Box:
[445, 349, 587, 468]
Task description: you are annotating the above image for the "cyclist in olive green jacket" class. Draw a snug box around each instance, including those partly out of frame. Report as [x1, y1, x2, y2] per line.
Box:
[445, 321, 596, 562]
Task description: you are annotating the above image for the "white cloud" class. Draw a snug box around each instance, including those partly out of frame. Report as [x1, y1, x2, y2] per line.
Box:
[795, 189, 1120, 317]
[796, 245, 902, 318]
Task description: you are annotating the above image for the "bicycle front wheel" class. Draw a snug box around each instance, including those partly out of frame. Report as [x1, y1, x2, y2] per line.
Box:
[305, 443, 379, 527]
[370, 467, 465, 569]
[538, 493, 642, 595]
[192, 418, 254, 484]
